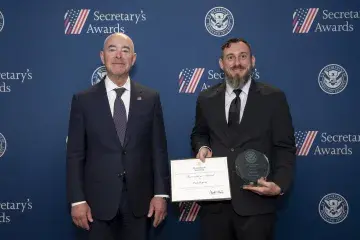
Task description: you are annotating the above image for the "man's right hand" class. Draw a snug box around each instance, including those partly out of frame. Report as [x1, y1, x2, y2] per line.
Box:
[71, 202, 93, 230]
[196, 147, 212, 162]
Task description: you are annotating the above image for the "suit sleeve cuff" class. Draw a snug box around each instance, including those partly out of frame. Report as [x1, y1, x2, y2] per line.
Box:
[274, 183, 284, 196]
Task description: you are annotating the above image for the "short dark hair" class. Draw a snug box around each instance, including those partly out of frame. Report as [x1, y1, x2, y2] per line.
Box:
[221, 38, 252, 58]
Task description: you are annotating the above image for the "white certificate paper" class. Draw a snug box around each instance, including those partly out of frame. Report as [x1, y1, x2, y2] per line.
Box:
[170, 157, 231, 202]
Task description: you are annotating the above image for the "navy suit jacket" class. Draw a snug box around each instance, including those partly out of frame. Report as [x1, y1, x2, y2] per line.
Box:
[66, 78, 170, 220]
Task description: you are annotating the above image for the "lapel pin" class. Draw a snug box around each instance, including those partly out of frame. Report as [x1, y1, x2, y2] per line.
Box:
[137, 96, 142, 100]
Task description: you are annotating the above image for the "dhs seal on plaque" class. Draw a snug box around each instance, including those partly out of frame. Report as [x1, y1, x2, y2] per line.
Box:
[318, 193, 349, 224]
[235, 149, 270, 186]
[0, 133, 7, 158]
[0, 11, 4, 32]
[318, 64, 348, 94]
[91, 66, 107, 86]
[205, 7, 234, 37]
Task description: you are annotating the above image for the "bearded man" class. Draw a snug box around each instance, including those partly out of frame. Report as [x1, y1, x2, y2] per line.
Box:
[190, 38, 296, 240]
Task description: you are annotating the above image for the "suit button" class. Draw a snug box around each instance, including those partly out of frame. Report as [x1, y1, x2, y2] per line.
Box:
[230, 148, 234, 152]
[123, 151, 126, 155]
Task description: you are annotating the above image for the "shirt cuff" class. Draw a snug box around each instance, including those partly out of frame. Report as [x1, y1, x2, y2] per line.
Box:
[155, 195, 169, 198]
[71, 201, 86, 207]
[199, 146, 212, 153]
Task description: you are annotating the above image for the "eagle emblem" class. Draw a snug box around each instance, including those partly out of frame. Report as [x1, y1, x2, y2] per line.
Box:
[205, 7, 234, 37]
[318, 64, 348, 94]
[91, 66, 107, 86]
[319, 193, 348, 224]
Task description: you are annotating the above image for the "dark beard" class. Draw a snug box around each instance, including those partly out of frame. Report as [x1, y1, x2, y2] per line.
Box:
[225, 67, 252, 89]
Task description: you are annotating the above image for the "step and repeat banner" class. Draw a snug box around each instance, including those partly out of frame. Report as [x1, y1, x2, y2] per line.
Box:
[0, 0, 359, 239]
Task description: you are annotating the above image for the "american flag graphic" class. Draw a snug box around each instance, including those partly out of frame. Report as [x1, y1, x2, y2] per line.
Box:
[64, 9, 90, 35]
[178, 68, 205, 94]
[293, 8, 319, 33]
[295, 131, 318, 156]
[178, 201, 200, 222]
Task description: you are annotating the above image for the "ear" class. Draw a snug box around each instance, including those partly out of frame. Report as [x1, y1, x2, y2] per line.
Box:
[219, 57, 224, 71]
[132, 53, 137, 66]
[100, 51, 105, 65]
[251, 55, 256, 67]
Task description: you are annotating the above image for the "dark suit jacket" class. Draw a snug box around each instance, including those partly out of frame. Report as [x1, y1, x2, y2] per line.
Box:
[191, 80, 296, 216]
[66, 78, 170, 220]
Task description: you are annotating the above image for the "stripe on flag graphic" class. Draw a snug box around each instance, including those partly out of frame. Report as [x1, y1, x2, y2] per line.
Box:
[64, 9, 90, 35]
[295, 131, 318, 156]
[293, 8, 319, 33]
[178, 68, 205, 93]
[178, 201, 200, 222]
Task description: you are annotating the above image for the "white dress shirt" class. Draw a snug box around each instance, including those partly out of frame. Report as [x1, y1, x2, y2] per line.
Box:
[72, 77, 167, 207]
[224, 78, 251, 124]
[105, 76, 131, 118]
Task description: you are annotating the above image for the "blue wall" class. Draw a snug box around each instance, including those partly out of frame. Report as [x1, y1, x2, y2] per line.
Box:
[1, 0, 359, 239]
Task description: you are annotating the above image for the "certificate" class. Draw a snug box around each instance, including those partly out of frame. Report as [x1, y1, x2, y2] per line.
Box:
[170, 157, 231, 202]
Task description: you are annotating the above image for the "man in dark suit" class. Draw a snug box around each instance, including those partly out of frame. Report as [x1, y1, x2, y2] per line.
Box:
[66, 33, 169, 240]
[191, 38, 296, 240]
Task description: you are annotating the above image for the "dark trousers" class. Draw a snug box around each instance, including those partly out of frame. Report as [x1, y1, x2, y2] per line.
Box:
[86, 179, 150, 240]
[200, 202, 276, 240]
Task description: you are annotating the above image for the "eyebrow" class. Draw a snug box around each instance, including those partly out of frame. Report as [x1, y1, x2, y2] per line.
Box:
[225, 52, 249, 56]
[107, 45, 131, 50]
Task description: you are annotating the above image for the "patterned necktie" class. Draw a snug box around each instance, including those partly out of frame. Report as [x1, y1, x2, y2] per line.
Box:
[113, 88, 127, 145]
[228, 89, 241, 127]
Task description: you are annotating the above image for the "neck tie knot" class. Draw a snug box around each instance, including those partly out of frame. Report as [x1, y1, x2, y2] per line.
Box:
[114, 88, 126, 98]
[233, 89, 241, 98]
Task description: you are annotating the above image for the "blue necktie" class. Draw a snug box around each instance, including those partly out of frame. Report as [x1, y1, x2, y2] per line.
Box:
[113, 88, 127, 145]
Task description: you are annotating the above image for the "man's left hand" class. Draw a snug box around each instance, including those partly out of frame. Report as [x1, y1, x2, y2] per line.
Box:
[243, 177, 281, 196]
[147, 197, 167, 227]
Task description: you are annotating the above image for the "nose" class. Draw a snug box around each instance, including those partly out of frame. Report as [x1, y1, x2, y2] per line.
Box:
[234, 57, 241, 66]
[115, 50, 122, 59]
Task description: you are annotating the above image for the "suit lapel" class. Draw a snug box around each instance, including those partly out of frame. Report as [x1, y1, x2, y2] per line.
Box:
[210, 83, 233, 148]
[94, 79, 123, 148]
[123, 80, 143, 147]
[232, 79, 262, 148]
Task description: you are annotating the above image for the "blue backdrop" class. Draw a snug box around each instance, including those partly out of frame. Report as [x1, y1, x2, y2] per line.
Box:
[1, 0, 359, 239]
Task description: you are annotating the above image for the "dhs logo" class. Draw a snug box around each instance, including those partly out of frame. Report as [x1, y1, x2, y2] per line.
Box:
[244, 150, 257, 164]
[319, 193, 349, 224]
[91, 66, 107, 86]
[0, 11, 4, 32]
[318, 64, 348, 94]
[0, 133, 7, 158]
[205, 7, 234, 37]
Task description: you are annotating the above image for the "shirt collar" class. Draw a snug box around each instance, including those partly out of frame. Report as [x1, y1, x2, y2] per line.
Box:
[104, 75, 131, 93]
